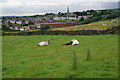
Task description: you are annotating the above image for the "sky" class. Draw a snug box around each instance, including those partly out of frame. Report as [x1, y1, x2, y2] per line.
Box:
[0, 0, 119, 16]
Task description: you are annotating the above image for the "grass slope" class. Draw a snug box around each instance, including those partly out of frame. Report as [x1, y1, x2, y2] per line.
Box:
[2, 35, 118, 78]
[50, 18, 119, 31]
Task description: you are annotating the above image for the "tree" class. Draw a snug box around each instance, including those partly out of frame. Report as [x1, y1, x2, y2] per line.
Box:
[79, 17, 84, 21]
[61, 13, 64, 16]
[45, 13, 55, 16]
[89, 9, 94, 12]
[2, 24, 11, 31]
[82, 18, 91, 24]
[91, 11, 101, 17]
[21, 24, 28, 26]
[106, 13, 118, 19]
[28, 21, 34, 25]
[58, 12, 61, 17]
[90, 16, 101, 22]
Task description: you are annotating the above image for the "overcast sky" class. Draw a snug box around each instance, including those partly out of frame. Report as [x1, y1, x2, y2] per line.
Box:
[0, 0, 119, 16]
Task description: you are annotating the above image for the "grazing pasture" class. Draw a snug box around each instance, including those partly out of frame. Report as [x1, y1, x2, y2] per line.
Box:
[2, 35, 118, 78]
[50, 18, 119, 31]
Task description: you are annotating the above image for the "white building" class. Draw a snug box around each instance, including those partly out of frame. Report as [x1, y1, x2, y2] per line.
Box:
[53, 17, 76, 20]
[53, 17, 66, 20]
[20, 26, 30, 31]
[16, 21, 22, 24]
[78, 15, 92, 19]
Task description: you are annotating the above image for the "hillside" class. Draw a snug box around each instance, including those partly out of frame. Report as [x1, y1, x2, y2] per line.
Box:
[50, 18, 119, 31]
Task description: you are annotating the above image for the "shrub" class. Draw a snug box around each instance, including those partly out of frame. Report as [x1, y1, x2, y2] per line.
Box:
[2, 24, 11, 31]
[40, 24, 50, 31]
[82, 18, 91, 24]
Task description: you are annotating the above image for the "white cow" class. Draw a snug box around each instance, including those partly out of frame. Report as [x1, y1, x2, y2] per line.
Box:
[38, 40, 50, 46]
[71, 39, 79, 45]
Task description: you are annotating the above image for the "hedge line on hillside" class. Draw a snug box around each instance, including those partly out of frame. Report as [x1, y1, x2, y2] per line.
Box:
[2, 26, 119, 36]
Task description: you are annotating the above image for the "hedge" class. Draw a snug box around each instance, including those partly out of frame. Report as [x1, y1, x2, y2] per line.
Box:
[2, 26, 119, 36]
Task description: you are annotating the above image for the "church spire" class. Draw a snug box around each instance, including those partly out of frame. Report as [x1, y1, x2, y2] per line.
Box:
[67, 6, 69, 20]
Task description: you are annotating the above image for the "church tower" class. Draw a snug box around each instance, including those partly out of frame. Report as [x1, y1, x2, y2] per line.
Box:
[67, 6, 69, 20]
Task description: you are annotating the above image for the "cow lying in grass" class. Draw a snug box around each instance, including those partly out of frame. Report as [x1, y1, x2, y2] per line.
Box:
[62, 41, 73, 45]
[62, 39, 79, 45]
[38, 40, 50, 46]
[71, 39, 79, 45]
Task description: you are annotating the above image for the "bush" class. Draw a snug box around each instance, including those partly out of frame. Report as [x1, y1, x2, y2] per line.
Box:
[90, 16, 101, 22]
[28, 21, 34, 25]
[79, 17, 84, 22]
[40, 25, 50, 31]
[2, 24, 11, 31]
[106, 14, 118, 19]
[82, 18, 91, 24]
[21, 24, 28, 26]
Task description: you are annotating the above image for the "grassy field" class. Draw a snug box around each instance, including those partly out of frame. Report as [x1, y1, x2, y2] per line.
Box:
[50, 18, 119, 31]
[2, 35, 118, 78]
[0, 36, 2, 79]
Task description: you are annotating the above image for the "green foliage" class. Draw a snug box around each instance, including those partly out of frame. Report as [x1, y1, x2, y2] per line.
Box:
[82, 18, 91, 24]
[91, 11, 101, 17]
[21, 24, 28, 26]
[75, 9, 119, 24]
[45, 13, 55, 16]
[90, 16, 101, 22]
[79, 17, 84, 22]
[106, 13, 118, 19]
[2, 24, 11, 31]
[28, 21, 34, 25]
[41, 24, 50, 31]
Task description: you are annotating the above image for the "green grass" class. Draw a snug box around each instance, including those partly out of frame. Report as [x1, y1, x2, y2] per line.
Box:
[50, 18, 119, 31]
[2, 35, 118, 78]
[0, 36, 2, 79]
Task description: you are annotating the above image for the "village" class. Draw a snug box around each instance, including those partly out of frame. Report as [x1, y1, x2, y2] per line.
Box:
[2, 6, 114, 31]
[2, 16, 81, 31]
[1, 6, 119, 32]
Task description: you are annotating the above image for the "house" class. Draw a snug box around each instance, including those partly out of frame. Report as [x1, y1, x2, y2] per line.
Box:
[34, 23, 41, 29]
[43, 17, 53, 20]
[10, 20, 16, 24]
[53, 17, 67, 20]
[20, 26, 29, 31]
[25, 21, 29, 24]
[10, 26, 20, 30]
[16, 21, 22, 24]
[78, 15, 92, 19]
[53, 17, 76, 20]
[28, 25, 38, 30]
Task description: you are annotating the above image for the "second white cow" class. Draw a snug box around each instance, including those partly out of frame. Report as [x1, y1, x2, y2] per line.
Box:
[71, 39, 79, 45]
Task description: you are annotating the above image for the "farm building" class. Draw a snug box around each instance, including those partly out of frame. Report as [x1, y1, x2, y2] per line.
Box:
[20, 26, 30, 31]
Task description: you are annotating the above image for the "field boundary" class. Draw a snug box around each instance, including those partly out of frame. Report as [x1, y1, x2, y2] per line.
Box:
[2, 26, 119, 36]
